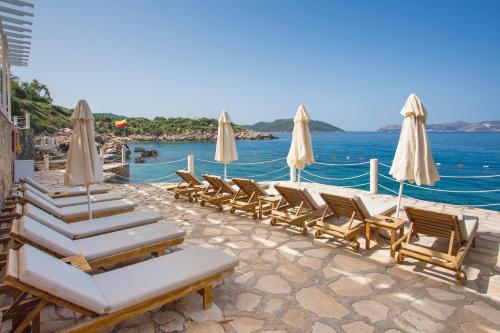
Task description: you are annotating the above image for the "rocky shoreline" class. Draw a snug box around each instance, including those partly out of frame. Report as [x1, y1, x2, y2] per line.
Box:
[34, 128, 276, 167]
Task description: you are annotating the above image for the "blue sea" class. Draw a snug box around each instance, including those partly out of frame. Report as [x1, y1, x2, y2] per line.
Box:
[124, 132, 500, 211]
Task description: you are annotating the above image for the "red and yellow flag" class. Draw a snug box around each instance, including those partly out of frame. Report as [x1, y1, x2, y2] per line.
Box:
[115, 119, 127, 128]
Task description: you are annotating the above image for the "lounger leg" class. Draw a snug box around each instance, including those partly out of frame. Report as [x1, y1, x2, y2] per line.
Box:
[12, 299, 47, 333]
[3, 291, 27, 319]
[200, 285, 213, 309]
[32, 313, 41, 333]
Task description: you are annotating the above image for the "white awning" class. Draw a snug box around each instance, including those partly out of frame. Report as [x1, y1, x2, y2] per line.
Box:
[0, 0, 34, 67]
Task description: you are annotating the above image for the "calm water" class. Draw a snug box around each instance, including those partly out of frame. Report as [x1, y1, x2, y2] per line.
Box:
[125, 132, 500, 211]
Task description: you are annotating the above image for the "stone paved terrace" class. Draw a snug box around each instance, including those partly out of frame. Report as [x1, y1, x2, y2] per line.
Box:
[7, 170, 500, 333]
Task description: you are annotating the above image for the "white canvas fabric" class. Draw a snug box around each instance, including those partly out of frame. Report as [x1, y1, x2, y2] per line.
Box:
[21, 188, 137, 219]
[17, 217, 79, 257]
[16, 245, 109, 314]
[24, 203, 161, 239]
[74, 221, 186, 260]
[458, 215, 479, 241]
[17, 217, 185, 261]
[21, 176, 109, 195]
[287, 105, 314, 170]
[354, 196, 397, 219]
[93, 245, 239, 312]
[389, 94, 440, 186]
[214, 110, 238, 163]
[22, 183, 122, 207]
[64, 100, 103, 187]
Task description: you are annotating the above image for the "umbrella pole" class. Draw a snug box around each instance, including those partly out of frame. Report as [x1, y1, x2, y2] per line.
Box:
[87, 186, 92, 220]
[224, 163, 227, 180]
[298, 169, 301, 187]
[396, 181, 404, 219]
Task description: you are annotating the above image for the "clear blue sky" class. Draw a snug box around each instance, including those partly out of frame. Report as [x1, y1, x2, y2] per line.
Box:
[15, 0, 500, 131]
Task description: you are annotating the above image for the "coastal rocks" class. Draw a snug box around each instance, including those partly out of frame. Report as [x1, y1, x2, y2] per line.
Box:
[141, 149, 158, 158]
[134, 147, 146, 152]
[135, 156, 145, 164]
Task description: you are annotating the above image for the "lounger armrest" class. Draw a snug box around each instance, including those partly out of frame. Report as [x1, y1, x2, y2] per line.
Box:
[392, 232, 411, 251]
[62, 254, 92, 272]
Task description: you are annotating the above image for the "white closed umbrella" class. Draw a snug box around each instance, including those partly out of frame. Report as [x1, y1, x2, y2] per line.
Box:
[215, 110, 238, 179]
[64, 100, 103, 219]
[389, 94, 440, 218]
[287, 105, 314, 186]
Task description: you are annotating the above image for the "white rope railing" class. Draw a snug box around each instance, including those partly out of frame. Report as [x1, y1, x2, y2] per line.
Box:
[232, 157, 286, 165]
[440, 174, 500, 179]
[128, 157, 187, 166]
[240, 165, 289, 178]
[378, 173, 500, 193]
[267, 173, 290, 181]
[301, 169, 369, 181]
[345, 182, 371, 189]
[314, 161, 370, 166]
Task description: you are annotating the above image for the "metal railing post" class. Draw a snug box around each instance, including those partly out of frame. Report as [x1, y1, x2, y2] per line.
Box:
[121, 146, 126, 164]
[290, 166, 296, 182]
[370, 158, 378, 194]
[188, 155, 194, 174]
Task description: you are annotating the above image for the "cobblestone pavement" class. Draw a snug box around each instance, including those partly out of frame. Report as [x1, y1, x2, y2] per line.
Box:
[9, 171, 500, 333]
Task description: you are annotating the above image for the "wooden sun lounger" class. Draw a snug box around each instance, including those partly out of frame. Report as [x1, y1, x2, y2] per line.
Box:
[3, 216, 185, 270]
[392, 206, 478, 280]
[2, 244, 237, 333]
[313, 192, 396, 251]
[199, 175, 238, 211]
[20, 176, 109, 198]
[229, 178, 274, 219]
[18, 190, 136, 223]
[270, 185, 326, 235]
[169, 170, 207, 202]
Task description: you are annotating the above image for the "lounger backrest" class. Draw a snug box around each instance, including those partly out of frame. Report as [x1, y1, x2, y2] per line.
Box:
[203, 175, 235, 194]
[20, 190, 62, 218]
[22, 183, 55, 204]
[274, 185, 318, 211]
[405, 206, 462, 243]
[319, 192, 367, 221]
[15, 216, 79, 257]
[20, 176, 49, 193]
[23, 203, 73, 237]
[176, 170, 202, 186]
[232, 178, 267, 199]
[14, 245, 109, 314]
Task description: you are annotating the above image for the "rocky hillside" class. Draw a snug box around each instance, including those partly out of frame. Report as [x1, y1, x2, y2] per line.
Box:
[244, 118, 344, 132]
[378, 121, 500, 132]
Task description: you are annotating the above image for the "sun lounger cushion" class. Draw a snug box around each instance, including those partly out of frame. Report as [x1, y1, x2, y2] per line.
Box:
[22, 183, 122, 207]
[24, 203, 161, 239]
[458, 215, 479, 241]
[15, 246, 109, 314]
[21, 176, 109, 195]
[21, 190, 137, 219]
[301, 188, 324, 210]
[93, 245, 239, 312]
[17, 217, 186, 261]
[353, 196, 396, 219]
[11, 244, 237, 314]
[75, 222, 186, 260]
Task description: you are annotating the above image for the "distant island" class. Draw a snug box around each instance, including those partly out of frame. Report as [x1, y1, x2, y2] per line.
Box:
[244, 118, 344, 132]
[378, 121, 500, 132]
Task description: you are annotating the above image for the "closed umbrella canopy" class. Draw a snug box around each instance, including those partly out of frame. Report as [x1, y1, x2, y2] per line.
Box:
[215, 110, 238, 178]
[64, 100, 103, 218]
[287, 105, 314, 184]
[389, 94, 439, 216]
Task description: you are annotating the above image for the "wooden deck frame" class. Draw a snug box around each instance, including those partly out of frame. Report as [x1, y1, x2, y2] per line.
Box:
[312, 192, 370, 250]
[2, 252, 234, 333]
[170, 170, 207, 202]
[19, 178, 109, 198]
[199, 175, 237, 211]
[229, 178, 270, 219]
[270, 185, 326, 235]
[392, 206, 478, 280]
[6, 226, 184, 270]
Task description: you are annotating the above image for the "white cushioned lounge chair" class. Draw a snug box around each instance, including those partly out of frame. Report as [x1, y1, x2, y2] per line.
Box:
[8, 216, 186, 269]
[18, 190, 137, 222]
[3, 244, 237, 333]
[17, 203, 161, 239]
[20, 183, 123, 207]
[20, 176, 110, 198]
